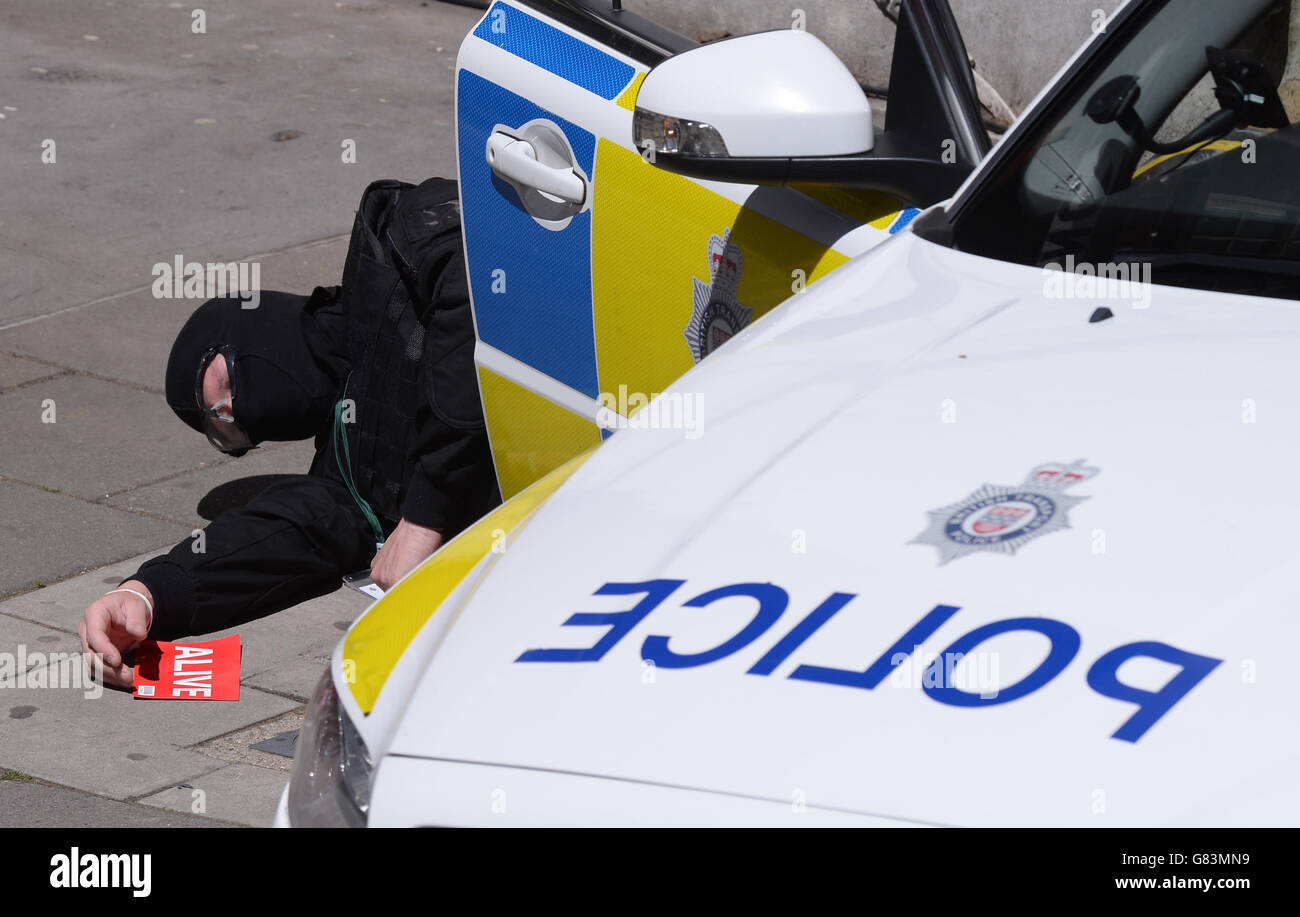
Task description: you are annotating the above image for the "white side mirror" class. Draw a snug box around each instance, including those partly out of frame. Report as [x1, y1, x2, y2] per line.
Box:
[634, 30, 874, 160]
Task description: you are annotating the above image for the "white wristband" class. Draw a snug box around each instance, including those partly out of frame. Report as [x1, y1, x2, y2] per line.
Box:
[107, 587, 154, 617]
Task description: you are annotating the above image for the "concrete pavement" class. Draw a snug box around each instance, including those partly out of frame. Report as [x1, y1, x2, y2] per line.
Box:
[0, 0, 482, 826]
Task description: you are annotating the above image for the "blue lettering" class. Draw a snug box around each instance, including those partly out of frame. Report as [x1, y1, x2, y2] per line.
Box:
[924, 617, 1080, 706]
[1086, 641, 1222, 742]
[642, 583, 788, 669]
[748, 592, 856, 676]
[789, 604, 961, 690]
[516, 580, 684, 663]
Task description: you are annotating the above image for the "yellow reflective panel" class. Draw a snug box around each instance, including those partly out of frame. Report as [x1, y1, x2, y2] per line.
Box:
[591, 139, 851, 404]
[343, 448, 595, 713]
[616, 72, 646, 111]
[479, 365, 604, 500]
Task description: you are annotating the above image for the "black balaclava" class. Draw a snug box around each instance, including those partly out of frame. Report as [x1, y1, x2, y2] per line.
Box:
[165, 292, 348, 449]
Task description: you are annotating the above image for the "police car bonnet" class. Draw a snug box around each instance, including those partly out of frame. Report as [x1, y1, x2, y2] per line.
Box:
[165, 293, 345, 446]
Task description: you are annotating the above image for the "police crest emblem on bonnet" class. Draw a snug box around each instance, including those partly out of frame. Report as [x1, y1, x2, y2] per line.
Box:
[911, 460, 1100, 564]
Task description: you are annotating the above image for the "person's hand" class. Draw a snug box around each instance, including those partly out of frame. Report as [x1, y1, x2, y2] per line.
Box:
[370, 519, 444, 591]
[78, 580, 154, 689]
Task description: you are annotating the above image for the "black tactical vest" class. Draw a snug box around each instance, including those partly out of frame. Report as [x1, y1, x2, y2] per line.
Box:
[335, 177, 473, 528]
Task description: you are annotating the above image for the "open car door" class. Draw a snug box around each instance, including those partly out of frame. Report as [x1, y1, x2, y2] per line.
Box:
[454, 0, 988, 499]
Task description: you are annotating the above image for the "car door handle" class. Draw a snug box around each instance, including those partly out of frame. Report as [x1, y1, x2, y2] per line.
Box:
[485, 131, 586, 205]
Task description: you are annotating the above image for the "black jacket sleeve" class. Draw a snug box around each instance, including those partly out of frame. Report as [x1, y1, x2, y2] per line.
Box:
[129, 476, 377, 640]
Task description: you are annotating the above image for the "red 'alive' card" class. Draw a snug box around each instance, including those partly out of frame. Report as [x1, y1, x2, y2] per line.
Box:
[133, 634, 241, 700]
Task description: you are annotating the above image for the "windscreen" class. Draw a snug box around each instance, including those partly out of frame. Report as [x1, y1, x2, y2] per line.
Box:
[952, 0, 1300, 301]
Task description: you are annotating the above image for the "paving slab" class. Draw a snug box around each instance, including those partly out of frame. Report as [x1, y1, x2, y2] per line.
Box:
[230, 584, 368, 667]
[0, 777, 239, 827]
[0, 720, 226, 803]
[137, 762, 290, 827]
[242, 651, 338, 704]
[0, 481, 188, 598]
[0, 672, 297, 799]
[0, 552, 171, 634]
[0, 237, 349, 391]
[106, 439, 320, 528]
[0, 551, 363, 801]
[0, 374, 221, 499]
[0, 353, 63, 390]
[212, 580, 369, 702]
[0, 612, 83, 675]
[0, 0, 477, 325]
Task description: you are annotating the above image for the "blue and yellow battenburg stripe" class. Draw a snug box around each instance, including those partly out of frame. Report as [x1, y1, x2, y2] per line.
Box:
[343, 0, 923, 714]
[460, 1, 913, 499]
[472, 1, 634, 100]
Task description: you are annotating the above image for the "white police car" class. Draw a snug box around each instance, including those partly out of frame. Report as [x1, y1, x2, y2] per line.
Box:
[278, 0, 1300, 826]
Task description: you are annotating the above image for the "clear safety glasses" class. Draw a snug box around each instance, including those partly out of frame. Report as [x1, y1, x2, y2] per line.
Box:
[194, 346, 254, 455]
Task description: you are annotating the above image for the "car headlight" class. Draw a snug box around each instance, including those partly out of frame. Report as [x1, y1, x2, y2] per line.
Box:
[286, 669, 373, 827]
